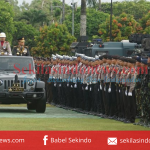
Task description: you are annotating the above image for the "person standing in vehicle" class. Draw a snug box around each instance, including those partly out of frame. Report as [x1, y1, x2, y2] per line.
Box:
[0, 32, 12, 55]
[12, 37, 30, 56]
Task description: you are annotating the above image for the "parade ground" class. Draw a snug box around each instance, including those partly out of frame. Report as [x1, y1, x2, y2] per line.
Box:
[0, 104, 149, 131]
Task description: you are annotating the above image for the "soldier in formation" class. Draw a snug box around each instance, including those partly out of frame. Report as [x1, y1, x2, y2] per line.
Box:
[45, 53, 142, 124]
[34, 53, 150, 126]
[133, 56, 150, 126]
[34, 57, 52, 103]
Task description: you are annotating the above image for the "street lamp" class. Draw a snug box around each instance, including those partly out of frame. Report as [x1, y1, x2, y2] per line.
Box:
[110, 0, 113, 41]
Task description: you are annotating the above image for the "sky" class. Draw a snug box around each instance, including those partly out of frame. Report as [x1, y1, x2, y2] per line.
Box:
[17, 0, 124, 6]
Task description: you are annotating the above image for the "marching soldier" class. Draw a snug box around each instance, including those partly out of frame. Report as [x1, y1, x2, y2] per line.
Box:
[12, 37, 30, 56]
[0, 32, 12, 55]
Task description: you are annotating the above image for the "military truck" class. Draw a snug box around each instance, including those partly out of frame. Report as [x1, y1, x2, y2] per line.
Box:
[0, 56, 46, 113]
[70, 37, 137, 57]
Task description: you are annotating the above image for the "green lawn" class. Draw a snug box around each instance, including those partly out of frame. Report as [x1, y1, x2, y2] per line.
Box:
[0, 118, 149, 131]
[0, 104, 149, 131]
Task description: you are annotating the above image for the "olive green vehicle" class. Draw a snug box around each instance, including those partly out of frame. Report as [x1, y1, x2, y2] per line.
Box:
[0, 56, 46, 113]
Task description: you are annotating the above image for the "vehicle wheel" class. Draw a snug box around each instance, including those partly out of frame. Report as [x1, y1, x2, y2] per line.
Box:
[27, 103, 36, 110]
[36, 89, 46, 113]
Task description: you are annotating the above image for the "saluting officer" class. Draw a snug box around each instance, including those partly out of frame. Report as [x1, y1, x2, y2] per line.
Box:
[12, 37, 30, 56]
[0, 32, 12, 55]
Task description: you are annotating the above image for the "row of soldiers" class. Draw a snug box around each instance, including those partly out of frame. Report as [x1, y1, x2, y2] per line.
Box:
[34, 53, 150, 126]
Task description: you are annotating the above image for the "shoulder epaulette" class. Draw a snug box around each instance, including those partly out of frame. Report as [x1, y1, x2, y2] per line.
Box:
[13, 46, 17, 47]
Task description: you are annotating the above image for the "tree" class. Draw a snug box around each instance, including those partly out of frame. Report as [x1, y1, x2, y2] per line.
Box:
[27, 0, 72, 25]
[0, 0, 15, 43]
[18, 9, 48, 27]
[101, 0, 150, 20]
[31, 24, 76, 57]
[12, 21, 39, 48]
[64, 8, 109, 40]
[5, 0, 21, 16]
[140, 11, 150, 34]
[98, 13, 142, 41]
[87, 0, 97, 8]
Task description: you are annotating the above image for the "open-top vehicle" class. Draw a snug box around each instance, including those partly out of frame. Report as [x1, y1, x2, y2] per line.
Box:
[0, 56, 46, 113]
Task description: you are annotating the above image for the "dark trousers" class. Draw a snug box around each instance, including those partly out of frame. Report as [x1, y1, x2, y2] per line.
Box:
[52, 82, 58, 104]
[61, 82, 66, 106]
[82, 84, 88, 110]
[73, 83, 78, 108]
[65, 82, 70, 107]
[105, 83, 111, 116]
[120, 86, 125, 118]
[47, 83, 52, 103]
[77, 82, 83, 109]
[93, 83, 99, 113]
[102, 81, 107, 115]
[98, 82, 105, 114]
[126, 88, 136, 122]
[88, 84, 93, 112]
[69, 82, 74, 107]
[116, 84, 121, 117]
[110, 83, 117, 116]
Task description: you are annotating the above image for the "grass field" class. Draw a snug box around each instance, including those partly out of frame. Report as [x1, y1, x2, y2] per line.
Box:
[0, 104, 149, 131]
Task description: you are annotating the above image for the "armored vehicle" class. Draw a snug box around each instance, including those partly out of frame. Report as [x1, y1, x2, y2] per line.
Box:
[0, 56, 46, 113]
[71, 38, 136, 57]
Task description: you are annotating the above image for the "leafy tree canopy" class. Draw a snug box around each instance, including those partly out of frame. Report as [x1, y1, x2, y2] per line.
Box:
[12, 21, 38, 48]
[31, 24, 76, 57]
[64, 8, 109, 40]
[0, 0, 15, 43]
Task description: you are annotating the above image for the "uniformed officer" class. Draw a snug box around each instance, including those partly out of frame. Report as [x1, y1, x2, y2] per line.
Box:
[12, 37, 30, 56]
[0, 32, 12, 55]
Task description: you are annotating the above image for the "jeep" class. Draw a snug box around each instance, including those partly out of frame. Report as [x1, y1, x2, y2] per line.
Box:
[0, 56, 46, 113]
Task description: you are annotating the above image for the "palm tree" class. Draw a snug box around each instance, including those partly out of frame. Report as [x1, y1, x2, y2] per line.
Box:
[87, 0, 98, 8]
[80, 0, 100, 36]
[80, 0, 86, 36]
[98, 0, 101, 11]
[18, 9, 47, 27]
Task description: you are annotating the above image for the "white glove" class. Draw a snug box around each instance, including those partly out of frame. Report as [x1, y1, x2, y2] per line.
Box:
[90, 87, 92, 91]
[119, 90, 120, 93]
[125, 90, 127, 95]
[85, 85, 88, 90]
[4, 52, 7, 55]
[108, 88, 111, 93]
[74, 84, 77, 88]
[104, 87, 106, 91]
[128, 92, 132, 96]
[100, 84, 102, 90]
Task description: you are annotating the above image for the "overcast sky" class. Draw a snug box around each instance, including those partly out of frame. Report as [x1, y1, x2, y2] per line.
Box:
[18, 0, 125, 6]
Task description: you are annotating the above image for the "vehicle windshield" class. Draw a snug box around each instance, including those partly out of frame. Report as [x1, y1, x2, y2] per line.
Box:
[0, 57, 34, 73]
